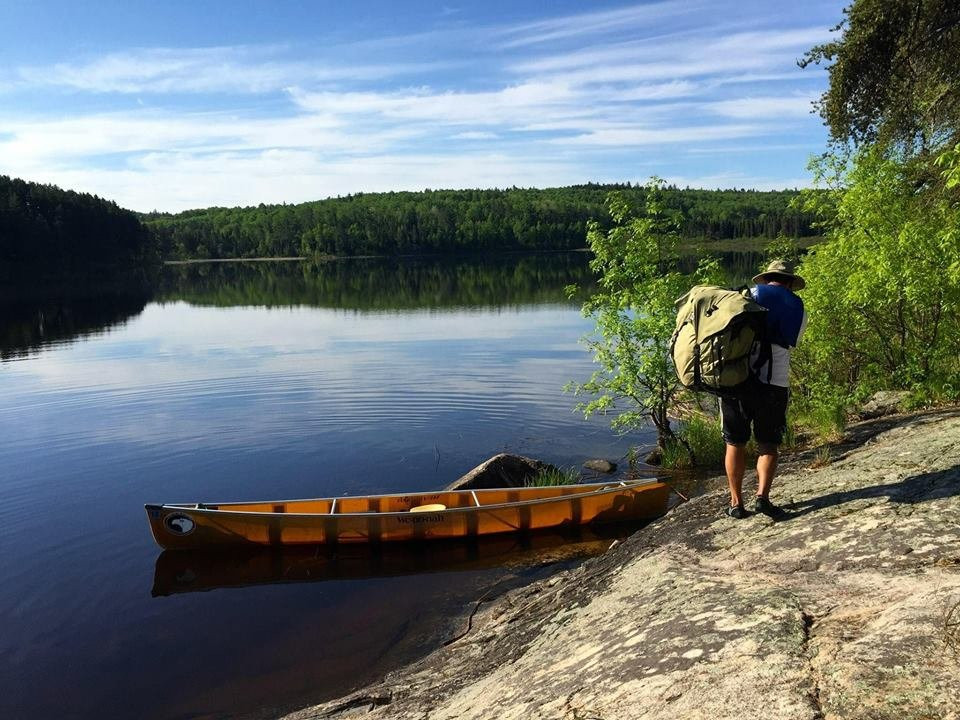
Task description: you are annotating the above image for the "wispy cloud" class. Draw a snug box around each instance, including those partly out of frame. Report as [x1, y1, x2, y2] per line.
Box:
[451, 131, 498, 140]
[666, 171, 814, 190]
[1, 1, 838, 210]
[14, 46, 442, 94]
[557, 124, 765, 147]
[705, 94, 818, 119]
[510, 27, 832, 85]
[286, 80, 591, 127]
[24, 150, 587, 212]
[494, 1, 704, 48]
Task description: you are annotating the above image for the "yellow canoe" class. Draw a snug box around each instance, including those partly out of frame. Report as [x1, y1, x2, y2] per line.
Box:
[145, 478, 671, 550]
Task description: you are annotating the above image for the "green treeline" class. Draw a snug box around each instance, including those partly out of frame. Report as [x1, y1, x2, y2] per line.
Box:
[144, 185, 818, 260]
[0, 175, 158, 276]
[0, 174, 819, 268]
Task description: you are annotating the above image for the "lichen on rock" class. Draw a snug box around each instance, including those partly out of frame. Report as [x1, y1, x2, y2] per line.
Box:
[282, 409, 960, 720]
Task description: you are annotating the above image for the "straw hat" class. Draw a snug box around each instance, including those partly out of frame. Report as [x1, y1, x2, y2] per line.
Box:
[752, 259, 806, 290]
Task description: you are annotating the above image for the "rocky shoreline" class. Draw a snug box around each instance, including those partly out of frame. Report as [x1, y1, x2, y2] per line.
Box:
[282, 407, 960, 720]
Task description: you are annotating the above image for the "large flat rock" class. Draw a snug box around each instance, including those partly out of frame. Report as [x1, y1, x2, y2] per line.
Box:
[283, 409, 960, 720]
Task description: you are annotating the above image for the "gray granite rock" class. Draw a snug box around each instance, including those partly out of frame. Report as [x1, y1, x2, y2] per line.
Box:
[445, 453, 557, 491]
[283, 408, 960, 720]
[860, 390, 912, 418]
[582, 459, 617, 473]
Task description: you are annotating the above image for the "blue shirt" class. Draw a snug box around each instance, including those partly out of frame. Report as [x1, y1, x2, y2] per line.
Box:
[752, 283, 805, 348]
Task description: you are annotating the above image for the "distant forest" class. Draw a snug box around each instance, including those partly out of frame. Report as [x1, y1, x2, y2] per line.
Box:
[1, 176, 819, 272]
[144, 185, 819, 260]
[0, 175, 158, 277]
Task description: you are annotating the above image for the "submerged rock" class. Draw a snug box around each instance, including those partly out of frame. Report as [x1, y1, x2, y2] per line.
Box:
[445, 453, 558, 491]
[582, 458, 617, 473]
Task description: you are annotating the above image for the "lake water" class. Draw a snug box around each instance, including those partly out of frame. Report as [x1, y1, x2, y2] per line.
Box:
[1, 254, 672, 719]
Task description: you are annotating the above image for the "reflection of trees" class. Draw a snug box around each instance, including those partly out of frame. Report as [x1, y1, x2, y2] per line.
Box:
[0, 278, 153, 361]
[0, 251, 775, 360]
[156, 254, 600, 311]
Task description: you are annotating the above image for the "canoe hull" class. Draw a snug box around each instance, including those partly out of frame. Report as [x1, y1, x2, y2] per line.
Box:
[145, 480, 671, 551]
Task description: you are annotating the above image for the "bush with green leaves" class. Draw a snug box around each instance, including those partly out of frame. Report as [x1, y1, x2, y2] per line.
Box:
[661, 414, 726, 470]
[794, 147, 960, 414]
[567, 179, 720, 454]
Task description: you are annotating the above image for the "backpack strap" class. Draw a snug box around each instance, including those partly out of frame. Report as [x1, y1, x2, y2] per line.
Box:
[752, 338, 773, 383]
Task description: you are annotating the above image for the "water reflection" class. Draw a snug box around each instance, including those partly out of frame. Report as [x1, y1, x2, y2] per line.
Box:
[0, 280, 152, 361]
[157, 253, 598, 310]
[152, 526, 642, 597]
[1, 250, 772, 362]
[0, 250, 759, 720]
[0, 254, 599, 361]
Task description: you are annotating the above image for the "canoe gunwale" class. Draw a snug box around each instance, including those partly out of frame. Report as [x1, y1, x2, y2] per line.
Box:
[146, 478, 665, 519]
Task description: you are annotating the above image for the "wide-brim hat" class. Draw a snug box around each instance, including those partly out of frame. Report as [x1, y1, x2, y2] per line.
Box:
[752, 259, 805, 290]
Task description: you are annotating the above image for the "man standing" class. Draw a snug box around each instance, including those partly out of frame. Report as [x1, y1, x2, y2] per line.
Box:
[721, 260, 807, 519]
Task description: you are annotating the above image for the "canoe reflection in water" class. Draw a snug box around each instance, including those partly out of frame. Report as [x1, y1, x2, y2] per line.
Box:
[152, 501, 677, 598]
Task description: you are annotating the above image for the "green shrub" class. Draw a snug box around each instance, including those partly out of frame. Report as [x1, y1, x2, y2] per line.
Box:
[794, 148, 960, 423]
[662, 414, 726, 470]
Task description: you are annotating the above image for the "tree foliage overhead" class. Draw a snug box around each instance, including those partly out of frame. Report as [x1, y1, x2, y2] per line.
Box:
[795, 0, 960, 424]
[801, 0, 960, 150]
[144, 185, 817, 260]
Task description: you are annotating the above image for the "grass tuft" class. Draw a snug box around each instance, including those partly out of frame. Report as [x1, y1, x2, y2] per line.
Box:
[525, 466, 581, 487]
[944, 596, 960, 658]
[809, 445, 833, 468]
[662, 414, 726, 470]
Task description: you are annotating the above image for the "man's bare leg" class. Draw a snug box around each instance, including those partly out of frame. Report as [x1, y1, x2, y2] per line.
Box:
[756, 448, 778, 498]
[725, 443, 746, 507]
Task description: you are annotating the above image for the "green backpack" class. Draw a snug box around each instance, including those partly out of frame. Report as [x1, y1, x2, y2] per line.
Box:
[670, 285, 768, 396]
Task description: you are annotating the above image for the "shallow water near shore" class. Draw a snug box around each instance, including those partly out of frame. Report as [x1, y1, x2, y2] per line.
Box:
[0, 251, 759, 719]
[0, 254, 665, 720]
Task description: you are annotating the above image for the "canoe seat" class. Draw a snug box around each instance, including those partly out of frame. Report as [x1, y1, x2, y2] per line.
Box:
[409, 503, 446, 513]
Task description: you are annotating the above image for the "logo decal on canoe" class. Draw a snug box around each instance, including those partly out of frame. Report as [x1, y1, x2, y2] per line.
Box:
[164, 513, 196, 535]
[396, 514, 444, 524]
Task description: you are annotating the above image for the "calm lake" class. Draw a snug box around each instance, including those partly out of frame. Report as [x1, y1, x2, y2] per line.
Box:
[2, 253, 691, 720]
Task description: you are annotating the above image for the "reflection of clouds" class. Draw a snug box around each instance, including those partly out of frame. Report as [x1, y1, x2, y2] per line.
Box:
[0, 303, 605, 455]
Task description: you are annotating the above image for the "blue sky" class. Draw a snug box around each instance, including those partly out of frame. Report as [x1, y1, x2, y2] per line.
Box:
[0, 0, 847, 212]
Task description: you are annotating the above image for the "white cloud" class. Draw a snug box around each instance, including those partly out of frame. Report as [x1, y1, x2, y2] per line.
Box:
[684, 142, 820, 155]
[286, 80, 589, 127]
[557, 124, 765, 147]
[0, 110, 417, 171]
[665, 171, 813, 190]
[14, 46, 442, 94]
[0, 3, 835, 209]
[15, 150, 587, 212]
[510, 26, 831, 86]
[704, 94, 818, 119]
[451, 131, 498, 140]
[495, 1, 704, 48]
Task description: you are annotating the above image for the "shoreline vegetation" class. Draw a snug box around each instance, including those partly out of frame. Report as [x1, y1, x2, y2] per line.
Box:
[158, 235, 824, 267]
[143, 184, 818, 261]
[0, 174, 820, 280]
